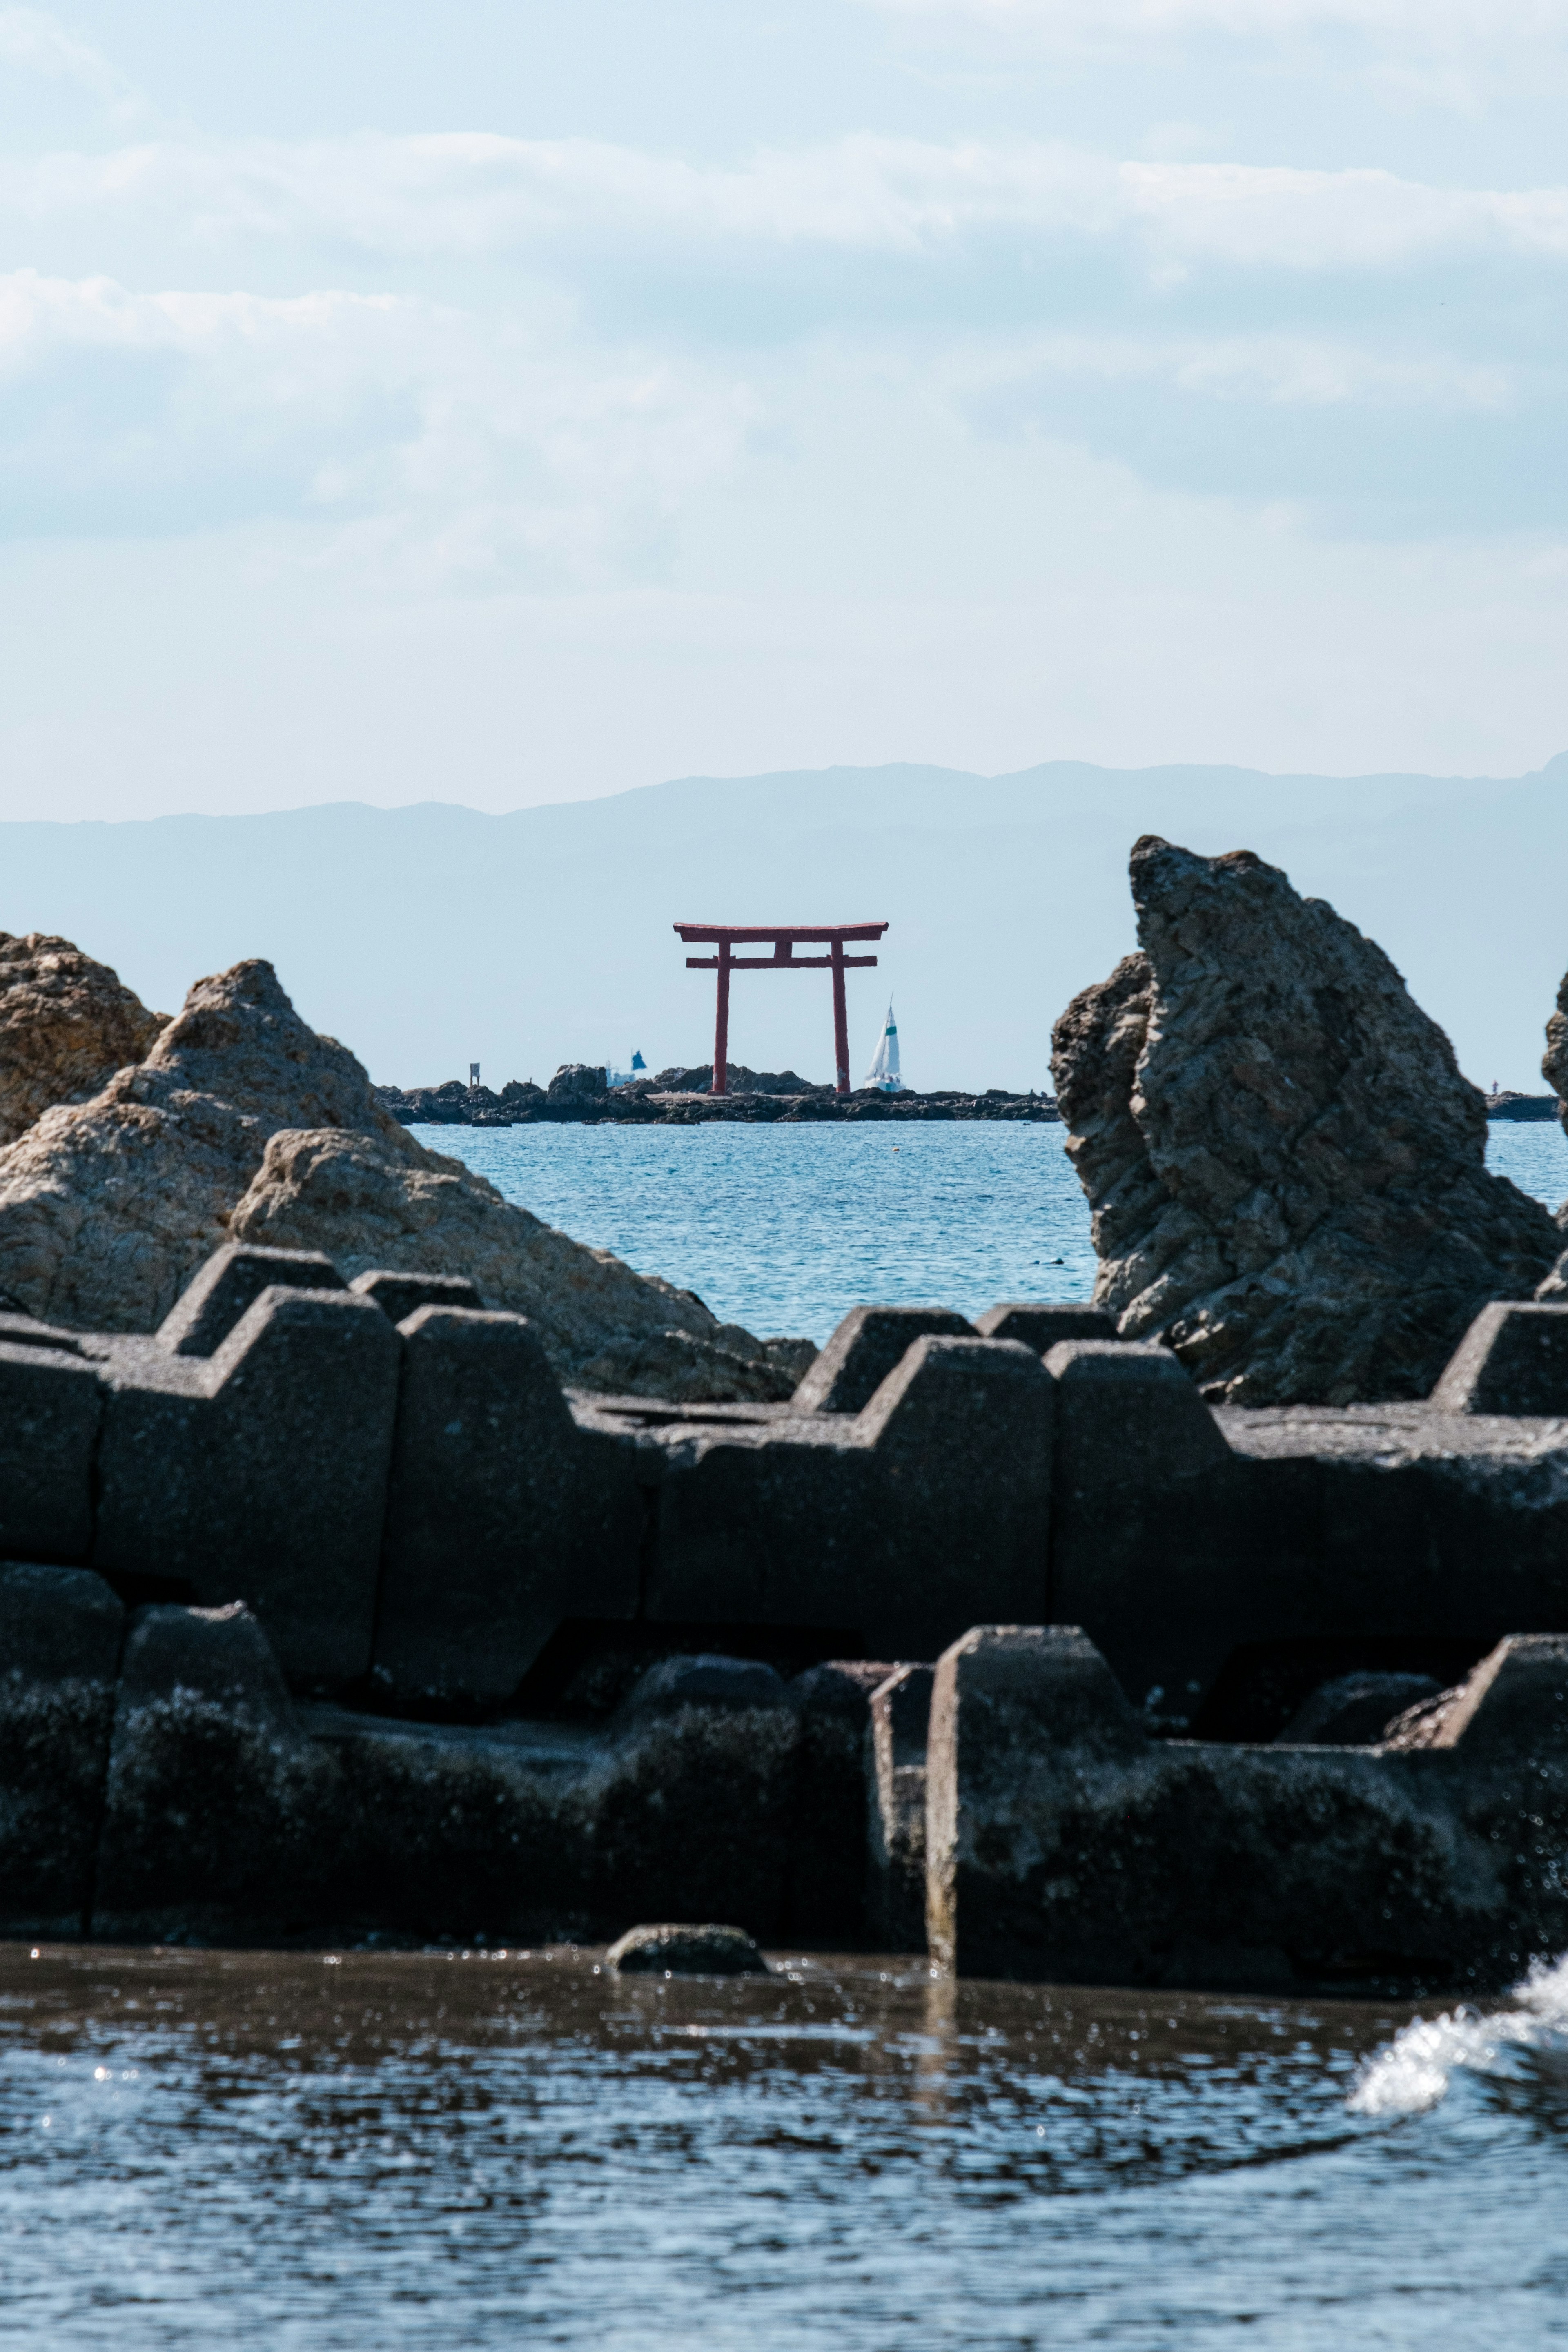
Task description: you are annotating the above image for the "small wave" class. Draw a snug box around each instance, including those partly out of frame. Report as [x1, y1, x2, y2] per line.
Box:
[1349, 1951, 1568, 2117]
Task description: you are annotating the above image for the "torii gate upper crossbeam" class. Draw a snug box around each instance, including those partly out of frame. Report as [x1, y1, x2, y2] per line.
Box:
[674, 922, 890, 1095]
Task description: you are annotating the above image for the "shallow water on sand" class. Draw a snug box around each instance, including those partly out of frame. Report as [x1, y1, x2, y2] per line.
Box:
[1, 1943, 1565, 2348]
[418, 1120, 1568, 1346]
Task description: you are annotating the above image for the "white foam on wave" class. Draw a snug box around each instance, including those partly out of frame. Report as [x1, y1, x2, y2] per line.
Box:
[1349, 1951, 1568, 2117]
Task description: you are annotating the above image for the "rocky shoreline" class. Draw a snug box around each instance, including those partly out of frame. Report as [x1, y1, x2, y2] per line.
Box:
[376, 1075, 1060, 1127]
[1484, 1090, 1561, 1120]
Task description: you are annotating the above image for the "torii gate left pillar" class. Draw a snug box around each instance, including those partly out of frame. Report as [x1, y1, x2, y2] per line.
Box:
[674, 922, 889, 1094]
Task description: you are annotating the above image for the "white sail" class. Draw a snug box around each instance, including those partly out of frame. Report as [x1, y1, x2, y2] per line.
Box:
[865, 1000, 903, 1091]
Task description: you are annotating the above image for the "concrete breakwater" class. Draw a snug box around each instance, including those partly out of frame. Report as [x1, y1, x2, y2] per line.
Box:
[3, 1239, 1568, 1989]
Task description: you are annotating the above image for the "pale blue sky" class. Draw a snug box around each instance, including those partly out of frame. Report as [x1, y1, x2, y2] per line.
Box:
[1, 0, 1565, 817]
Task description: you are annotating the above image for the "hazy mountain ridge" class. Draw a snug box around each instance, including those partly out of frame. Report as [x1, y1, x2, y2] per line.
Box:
[2, 755, 1565, 1094]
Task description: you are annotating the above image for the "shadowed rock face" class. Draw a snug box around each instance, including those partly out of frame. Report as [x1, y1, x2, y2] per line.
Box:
[0, 933, 167, 1150]
[0, 953, 798, 1399]
[1544, 972, 1568, 1123]
[1532, 973, 1568, 1300]
[1051, 837, 1562, 1405]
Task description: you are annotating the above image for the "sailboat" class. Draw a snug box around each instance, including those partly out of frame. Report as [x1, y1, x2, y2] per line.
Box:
[864, 1000, 904, 1092]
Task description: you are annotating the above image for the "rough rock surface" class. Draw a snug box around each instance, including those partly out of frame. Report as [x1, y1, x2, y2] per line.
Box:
[0, 933, 167, 1149]
[548, 1063, 607, 1100]
[605, 1922, 771, 1976]
[0, 953, 801, 1399]
[1531, 971, 1568, 1299]
[653, 1063, 827, 1096]
[1051, 837, 1562, 1405]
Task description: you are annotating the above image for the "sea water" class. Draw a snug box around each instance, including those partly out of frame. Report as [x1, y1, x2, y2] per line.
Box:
[0, 1942, 1564, 2347]
[418, 1117, 1568, 1345]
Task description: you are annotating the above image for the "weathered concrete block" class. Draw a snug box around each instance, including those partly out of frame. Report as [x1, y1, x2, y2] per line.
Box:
[374, 1307, 641, 1710]
[350, 1268, 483, 1324]
[619, 1653, 786, 1719]
[857, 1336, 1052, 1653]
[93, 1601, 343, 1942]
[976, 1303, 1117, 1350]
[0, 1337, 102, 1563]
[94, 1286, 402, 1688]
[787, 1659, 898, 1940]
[157, 1243, 345, 1356]
[1046, 1341, 1238, 1713]
[648, 1336, 1051, 1663]
[314, 1689, 805, 1944]
[866, 1662, 933, 1951]
[1433, 1633, 1568, 1757]
[793, 1305, 977, 1413]
[1430, 1302, 1568, 1416]
[1280, 1671, 1441, 1745]
[927, 1624, 1568, 1993]
[0, 1563, 122, 1935]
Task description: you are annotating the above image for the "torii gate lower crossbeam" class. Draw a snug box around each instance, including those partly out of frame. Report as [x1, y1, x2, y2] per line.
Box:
[674, 922, 890, 1095]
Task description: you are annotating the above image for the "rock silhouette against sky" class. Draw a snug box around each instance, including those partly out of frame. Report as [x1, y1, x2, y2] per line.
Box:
[1053, 836, 1563, 1405]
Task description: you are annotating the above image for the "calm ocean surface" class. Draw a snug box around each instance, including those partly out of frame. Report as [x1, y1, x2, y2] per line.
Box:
[2, 1943, 1566, 2347]
[5, 1121, 1563, 2346]
[420, 1117, 1568, 1345]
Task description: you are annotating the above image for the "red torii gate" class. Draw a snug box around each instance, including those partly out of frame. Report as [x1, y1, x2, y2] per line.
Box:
[674, 921, 889, 1096]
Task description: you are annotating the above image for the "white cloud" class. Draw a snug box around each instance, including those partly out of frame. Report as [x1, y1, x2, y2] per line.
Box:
[860, 0, 1568, 107]
[964, 328, 1516, 410]
[8, 134, 1568, 278]
[0, 267, 757, 585]
[0, 6, 132, 107]
[866, 0, 1568, 26]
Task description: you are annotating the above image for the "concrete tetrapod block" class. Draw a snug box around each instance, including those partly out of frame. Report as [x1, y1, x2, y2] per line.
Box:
[0, 1563, 123, 1935]
[866, 1662, 934, 1951]
[855, 1336, 1051, 1655]
[1430, 1302, 1568, 1416]
[788, 1659, 901, 1941]
[374, 1306, 642, 1709]
[93, 1601, 343, 1943]
[351, 1268, 483, 1324]
[93, 1286, 403, 1688]
[792, 1304, 978, 1413]
[314, 1687, 807, 1944]
[1045, 1340, 1238, 1715]
[975, 1303, 1118, 1351]
[156, 1242, 346, 1356]
[0, 1337, 103, 1563]
[648, 1336, 1051, 1662]
[926, 1624, 1568, 1993]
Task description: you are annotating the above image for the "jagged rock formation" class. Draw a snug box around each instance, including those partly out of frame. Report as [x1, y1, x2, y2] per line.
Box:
[230, 1126, 806, 1399]
[1545, 972, 1568, 1121]
[0, 954, 805, 1399]
[1051, 836, 1562, 1405]
[548, 1063, 607, 1101]
[0, 933, 167, 1149]
[1530, 971, 1568, 1300]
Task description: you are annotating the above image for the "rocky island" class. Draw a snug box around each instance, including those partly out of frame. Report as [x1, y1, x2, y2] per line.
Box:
[375, 1065, 1060, 1125]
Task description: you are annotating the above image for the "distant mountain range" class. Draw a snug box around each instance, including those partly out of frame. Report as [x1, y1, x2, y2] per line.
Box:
[2, 755, 1565, 1094]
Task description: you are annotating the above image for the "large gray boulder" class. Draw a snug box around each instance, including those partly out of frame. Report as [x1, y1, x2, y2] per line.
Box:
[0, 932, 166, 1149]
[1051, 836, 1561, 1405]
[0, 952, 800, 1399]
